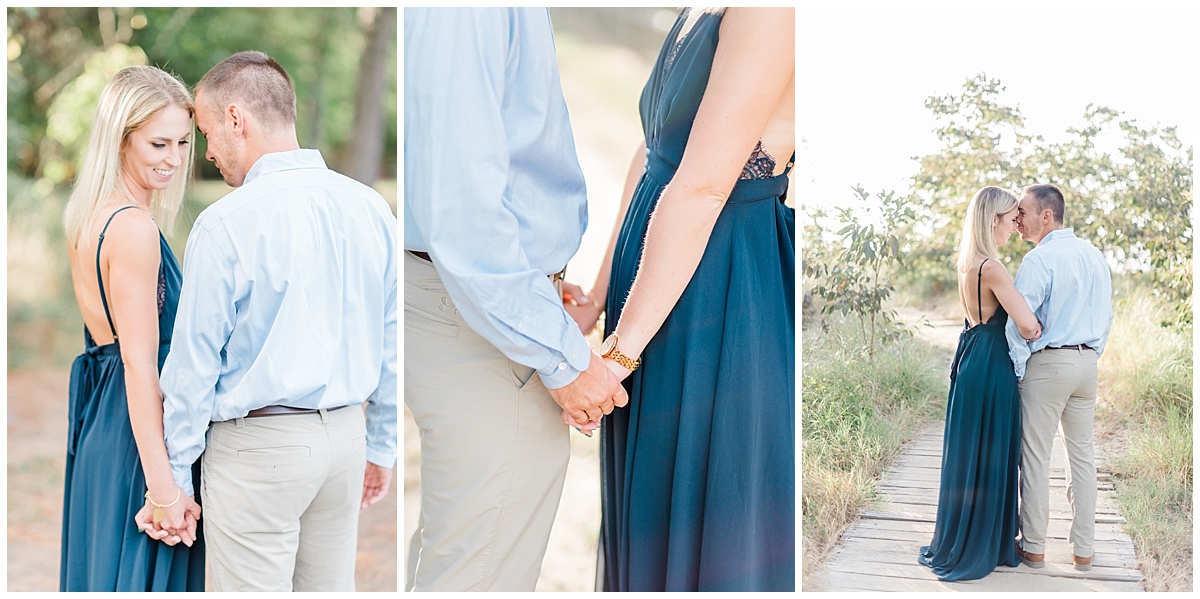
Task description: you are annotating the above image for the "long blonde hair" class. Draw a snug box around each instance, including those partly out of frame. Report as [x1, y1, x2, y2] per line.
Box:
[63, 66, 194, 247]
[956, 186, 1018, 272]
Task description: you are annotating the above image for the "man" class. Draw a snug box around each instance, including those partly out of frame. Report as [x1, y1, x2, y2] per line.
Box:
[158, 51, 397, 591]
[1005, 184, 1112, 572]
[404, 8, 628, 592]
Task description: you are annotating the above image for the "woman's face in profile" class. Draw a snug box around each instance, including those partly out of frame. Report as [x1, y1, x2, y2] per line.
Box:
[992, 207, 1019, 246]
[120, 104, 192, 194]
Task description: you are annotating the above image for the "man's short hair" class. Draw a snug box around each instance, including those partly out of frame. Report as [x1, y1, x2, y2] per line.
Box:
[196, 51, 296, 128]
[1024, 184, 1065, 224]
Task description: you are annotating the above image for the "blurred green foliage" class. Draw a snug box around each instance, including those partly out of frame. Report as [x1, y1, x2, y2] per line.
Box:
[804, 187, 914, 356]
[900, 74, 1192, 322]
[8, 7, 397, 185]
[8, 8, 398, 370]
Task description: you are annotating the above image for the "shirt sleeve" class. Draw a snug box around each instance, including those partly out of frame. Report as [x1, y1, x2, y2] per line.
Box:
[1006, 256, 1050, 381]
[404, 8, 590, 389]
[365, 213, 397, 467]
[160, 220, 237, 496]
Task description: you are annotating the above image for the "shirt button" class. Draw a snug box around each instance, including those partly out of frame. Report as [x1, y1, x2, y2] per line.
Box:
[556, 362, 566, 371]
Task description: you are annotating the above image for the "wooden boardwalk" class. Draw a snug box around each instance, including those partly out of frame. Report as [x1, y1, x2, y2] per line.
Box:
[807, 422, 1145, 592]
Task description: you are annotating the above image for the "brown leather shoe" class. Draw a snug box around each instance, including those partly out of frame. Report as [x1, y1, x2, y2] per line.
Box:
[1073, 554, 1093, 571]
[1016, 543, 1045, 569]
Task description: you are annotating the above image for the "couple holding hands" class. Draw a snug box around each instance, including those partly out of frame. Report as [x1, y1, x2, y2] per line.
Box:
[404, 7, 795, 593]
[62, 52, 397, 591]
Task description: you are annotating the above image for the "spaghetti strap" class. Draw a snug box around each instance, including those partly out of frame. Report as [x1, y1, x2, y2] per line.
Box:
[976, 259, 987, 326]
[95, 206, 137, 341]
[782, 152, 795, 176]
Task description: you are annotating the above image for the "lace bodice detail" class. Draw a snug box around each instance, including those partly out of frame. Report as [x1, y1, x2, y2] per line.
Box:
[740, 141, 777, 180]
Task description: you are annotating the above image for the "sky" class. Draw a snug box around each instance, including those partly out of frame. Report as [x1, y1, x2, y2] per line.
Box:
[799, 4, 1196, 223]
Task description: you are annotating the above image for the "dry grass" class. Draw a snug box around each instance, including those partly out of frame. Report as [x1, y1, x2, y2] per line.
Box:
[1096, 290, 1193, 592]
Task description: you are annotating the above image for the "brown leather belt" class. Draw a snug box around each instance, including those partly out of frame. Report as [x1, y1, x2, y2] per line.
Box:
[407, 250, 565, 283]
[245, 404, 350, 418]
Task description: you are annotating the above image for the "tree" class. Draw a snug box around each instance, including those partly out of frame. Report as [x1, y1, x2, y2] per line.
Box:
[342, 7, 396, 185]
[805, 186, 914, 357]
[903, 74, 1192, 322]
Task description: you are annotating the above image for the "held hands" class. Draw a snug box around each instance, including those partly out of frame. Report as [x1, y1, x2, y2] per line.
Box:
[559, 356, 634, 437]
[562, 281, 602, 335]
[548, 351, 628, 437]
[134, 488, 200, 547]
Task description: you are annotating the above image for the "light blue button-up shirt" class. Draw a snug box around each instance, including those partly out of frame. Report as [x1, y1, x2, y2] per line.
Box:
[1005, 228, 1113, 380]
[161, 149, 398, 496]
[404, 8, 591, 389]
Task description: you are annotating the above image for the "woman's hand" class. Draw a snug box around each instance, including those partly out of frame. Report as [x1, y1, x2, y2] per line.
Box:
[562, 281, 602, 335]
[561, 410, 601, 437]
[135, 488, 201, 546]
[1024, 321, 1043, 343]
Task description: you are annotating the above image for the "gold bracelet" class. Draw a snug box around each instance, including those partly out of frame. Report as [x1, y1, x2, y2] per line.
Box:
[145, 488, 181, 524]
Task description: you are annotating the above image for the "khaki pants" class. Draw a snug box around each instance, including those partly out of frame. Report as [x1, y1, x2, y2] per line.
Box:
[1018, 348, 1099, 558]
[403, 251, 569, 591]
[201, 405, 366, 591]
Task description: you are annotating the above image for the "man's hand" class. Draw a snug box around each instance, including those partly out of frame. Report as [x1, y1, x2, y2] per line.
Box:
[548, 351, 628, 425]
[361, 462, 393, 511]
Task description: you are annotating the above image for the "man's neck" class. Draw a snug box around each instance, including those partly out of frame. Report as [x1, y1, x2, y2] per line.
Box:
[244, 133, 302, 171]
[1036, 225, 1065, 244]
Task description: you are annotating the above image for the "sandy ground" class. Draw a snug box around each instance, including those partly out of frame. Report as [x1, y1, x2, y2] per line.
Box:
[6, 369, 397, 591]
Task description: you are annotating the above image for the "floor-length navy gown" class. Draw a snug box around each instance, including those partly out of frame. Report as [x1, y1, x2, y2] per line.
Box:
[918, 259, 1020, 581]
[599, 8, 795, 592]
[61, 206, 204, 591]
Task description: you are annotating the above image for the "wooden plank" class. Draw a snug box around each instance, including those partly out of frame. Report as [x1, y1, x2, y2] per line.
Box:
[807, 421, 1146, 592]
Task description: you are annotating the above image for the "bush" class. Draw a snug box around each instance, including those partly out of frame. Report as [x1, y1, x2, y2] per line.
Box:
[801, 315, 949, 578]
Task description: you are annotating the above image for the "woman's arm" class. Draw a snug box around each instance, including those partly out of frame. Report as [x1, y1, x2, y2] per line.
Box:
[105, 211, 199, 545]
[563, 141, 646, 334]
[607, 7, 794, 375]
[984, 260, 1041, 340]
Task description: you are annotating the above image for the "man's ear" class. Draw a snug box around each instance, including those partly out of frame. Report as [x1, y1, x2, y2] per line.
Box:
[227, 104, 245, 136]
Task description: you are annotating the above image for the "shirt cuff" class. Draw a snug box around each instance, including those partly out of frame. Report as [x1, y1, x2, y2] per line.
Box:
[171, 465, 194, 498]
[366, 445, 397, 469]
[538, 331, 591, 389]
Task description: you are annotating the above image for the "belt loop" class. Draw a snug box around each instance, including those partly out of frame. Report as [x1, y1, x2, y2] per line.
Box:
[234, 417, 246, 428]
[319, 408, 330, 424]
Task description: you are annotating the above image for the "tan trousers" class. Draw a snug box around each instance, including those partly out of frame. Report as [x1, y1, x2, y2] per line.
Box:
[201, 405, 366, 591]
[403, 251, 569, 591]
[1018, 348, 1099, 557]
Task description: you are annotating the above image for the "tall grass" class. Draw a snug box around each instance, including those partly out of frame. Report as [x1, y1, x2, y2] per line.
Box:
[801, 316, 949, 580]
[1097, 289, 1193, 591]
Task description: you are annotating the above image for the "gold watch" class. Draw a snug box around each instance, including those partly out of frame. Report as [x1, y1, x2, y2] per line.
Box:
[600, 332, 640, 371]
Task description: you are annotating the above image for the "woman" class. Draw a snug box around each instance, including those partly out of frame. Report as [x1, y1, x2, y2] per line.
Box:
[61, 65, 204, 591]
[917, 186, 1042, 581]
[562, 7, 795, 591]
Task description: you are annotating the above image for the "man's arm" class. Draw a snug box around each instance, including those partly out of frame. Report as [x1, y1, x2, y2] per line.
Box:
[161, 220, 238, 497]
[1005, 256, 1050, 381]
[404, 9, 590, 388]
[362, 213, 397, 509]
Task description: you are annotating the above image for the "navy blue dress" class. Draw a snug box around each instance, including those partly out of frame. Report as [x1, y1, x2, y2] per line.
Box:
[919, 260, 1021, 581]
[599, 8, 795, 592]
[61, 206, 204, 591]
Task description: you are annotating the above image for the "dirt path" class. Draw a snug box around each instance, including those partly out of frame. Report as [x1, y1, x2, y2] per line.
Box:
[5, 369, 396, 591]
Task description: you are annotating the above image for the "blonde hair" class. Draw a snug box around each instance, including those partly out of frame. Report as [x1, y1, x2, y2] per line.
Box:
[63, 66, 194, 247]
[956, 186, 1019, 272]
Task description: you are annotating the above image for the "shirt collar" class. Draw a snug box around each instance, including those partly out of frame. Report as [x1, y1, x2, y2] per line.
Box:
[243, 149, 327, 186]
[1038, 227, 1075, 246]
